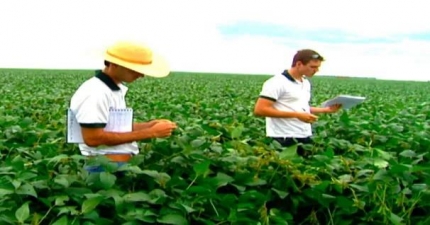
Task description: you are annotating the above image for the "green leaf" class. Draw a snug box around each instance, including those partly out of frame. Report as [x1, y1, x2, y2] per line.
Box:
[157, 214, 189, 225]
[230, 124, 244, 139]
[399, 149, 416, 158]
[180, 204, 196, 213]
[338, 174, 353, 183]
[17, 171, 38, 181]
[15, 201, 30, 223]
[16, 183, 37, 198]
[279, 144, 297, 159]
[373, 158, 389, 168]
[411, 183, 427, 192]
[0, 183, 15, 197]
[336, 196, 354, 213]
[339, 111, 350, 124]
[190, 138, 206, 148]
[389, 164, 411, 174]
[356, 169, 373, 178]
[389, 212, 403, 225]
[375, 149, 392, 160]
[55, 196, 70, 206]
[81, 196, 104, 214]
[185, 186, 211, 195]
[211, 172, 234, 188]
[154, 173, 171, 187]
[123, 192, 151, 202]
[323, 147, 335, 158]
[141, 170, 160, 177]
[271, 188, 289, 199]
[99, 172, 116, 189]
[244, 177, 267, 186]
[52, 216, 68, 225]
[322, 194, 336, 199]
[54, 176, 70, 188]
[349, 184, 369, 192]
[373, 169, 390, 181]
[193, 160, 211, 177]
[57, 206, 79, 217]
[47, 154, 69, 164]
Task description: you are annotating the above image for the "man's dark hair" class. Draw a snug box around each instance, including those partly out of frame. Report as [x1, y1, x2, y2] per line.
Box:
[291, 49, 324, 67]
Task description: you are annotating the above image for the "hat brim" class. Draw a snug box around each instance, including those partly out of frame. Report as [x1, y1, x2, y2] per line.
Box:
[103, 52, 170, 78]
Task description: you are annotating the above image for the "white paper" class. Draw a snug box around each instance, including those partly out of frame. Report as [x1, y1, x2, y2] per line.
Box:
[321, 95, 366, 110]
[66, 109, 84, 143]
[66, 108, 133, 143]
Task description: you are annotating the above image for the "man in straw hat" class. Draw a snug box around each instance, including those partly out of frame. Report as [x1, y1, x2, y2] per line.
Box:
[254, 49, 341, 157]
[69, 41, 177, 173]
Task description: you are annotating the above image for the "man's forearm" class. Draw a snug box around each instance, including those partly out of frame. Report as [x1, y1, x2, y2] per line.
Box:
[133, 122, 154, 131]
[310, 107, 329, 114]
[254, 107, 299, 118]
[83, 129, 154, 147]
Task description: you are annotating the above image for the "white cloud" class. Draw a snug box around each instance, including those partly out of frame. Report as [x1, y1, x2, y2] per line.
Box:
[0, 0, 429, 81]
[206, 0, 430, 37]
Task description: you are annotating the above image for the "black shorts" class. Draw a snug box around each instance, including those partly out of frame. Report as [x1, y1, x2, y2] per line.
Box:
[270, 137, 313, 156]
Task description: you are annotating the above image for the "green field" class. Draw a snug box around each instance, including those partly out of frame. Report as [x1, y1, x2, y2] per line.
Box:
[0, 69, 429, 225]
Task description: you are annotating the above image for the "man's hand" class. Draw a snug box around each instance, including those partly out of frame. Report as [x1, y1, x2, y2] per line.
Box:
[310, 104, 342, 114]
[134, 119, 175, 131]
[325, 104, 342, 113]
[296, 112, 318, 123]
[152, 119, 173, 124]
[148, 121, 178, 138]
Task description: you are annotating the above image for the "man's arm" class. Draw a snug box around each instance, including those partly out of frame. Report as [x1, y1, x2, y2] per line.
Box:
[81, 127, 155, 147]
[254, 98, 318, 123]
[133, 122, 155, 131]
[71, 92, 169, 147]
[254, 78, 300, 118]
[81, 120, 177, 147]
[310, 107, 330, 114]
[254, 97, 300, 118]
[310, 104, 342, 114]
[133, 119, 173, 131]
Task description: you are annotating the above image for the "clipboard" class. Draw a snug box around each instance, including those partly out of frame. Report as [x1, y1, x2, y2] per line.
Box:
[321, 95, 366, 110]
[66, 108, 133, 143]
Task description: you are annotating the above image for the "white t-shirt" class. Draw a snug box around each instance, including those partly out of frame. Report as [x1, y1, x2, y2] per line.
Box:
[69, 71, 139, 156]
[259, 70, 312, 138]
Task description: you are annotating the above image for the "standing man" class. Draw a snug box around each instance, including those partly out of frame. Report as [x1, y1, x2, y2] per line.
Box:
[253, 49, 341, 156]
[69, 41, 177, 172]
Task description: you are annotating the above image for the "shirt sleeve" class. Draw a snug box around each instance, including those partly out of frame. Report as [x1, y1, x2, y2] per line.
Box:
[259, 78, 283, 102]
[71, 92, 110, 128]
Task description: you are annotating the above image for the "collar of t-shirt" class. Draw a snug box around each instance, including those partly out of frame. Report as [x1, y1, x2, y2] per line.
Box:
[281, 70, 306, 83]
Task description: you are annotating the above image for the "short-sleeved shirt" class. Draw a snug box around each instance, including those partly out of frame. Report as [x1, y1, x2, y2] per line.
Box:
[69, 70, 139, 156]
[259, 70, 312, 138]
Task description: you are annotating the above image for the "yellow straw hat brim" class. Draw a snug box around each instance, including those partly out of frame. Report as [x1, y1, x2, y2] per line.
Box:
[103, 41, 170, 78]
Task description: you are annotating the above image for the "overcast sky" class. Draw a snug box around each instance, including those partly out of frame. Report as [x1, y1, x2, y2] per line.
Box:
[1, 0, 429, 81]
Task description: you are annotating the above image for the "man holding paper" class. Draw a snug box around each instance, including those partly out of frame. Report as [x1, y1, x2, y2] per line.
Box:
[254, 49, 341, 156]
[69, 41, 177, 172]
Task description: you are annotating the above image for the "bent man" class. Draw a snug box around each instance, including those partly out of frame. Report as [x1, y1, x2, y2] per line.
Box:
[69, 41, 177, 172]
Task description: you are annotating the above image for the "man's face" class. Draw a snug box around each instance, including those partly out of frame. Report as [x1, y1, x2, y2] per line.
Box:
[115, 66, 145, 83]
[298, 59, 322, 77]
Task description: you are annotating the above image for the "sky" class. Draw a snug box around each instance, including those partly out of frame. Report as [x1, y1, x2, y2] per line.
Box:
[1, 0, 430, 81]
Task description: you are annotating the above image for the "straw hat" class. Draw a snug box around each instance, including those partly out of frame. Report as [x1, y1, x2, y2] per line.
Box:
[103, 41, 170, 78]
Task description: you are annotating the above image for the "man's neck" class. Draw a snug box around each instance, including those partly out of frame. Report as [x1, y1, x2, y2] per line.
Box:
[102, 68, 121, 84]
[287, 68, 303, 81]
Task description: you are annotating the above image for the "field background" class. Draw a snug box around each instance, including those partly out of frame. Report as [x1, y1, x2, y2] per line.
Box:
[0, 68, 429, 225]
